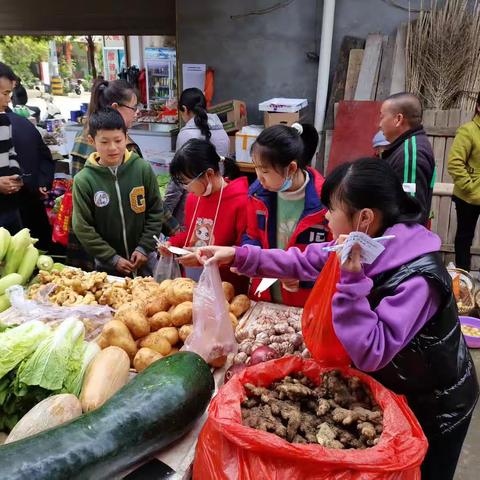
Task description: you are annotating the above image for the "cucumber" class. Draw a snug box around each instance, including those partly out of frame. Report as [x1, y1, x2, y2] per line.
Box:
[0, 352, 214, 480]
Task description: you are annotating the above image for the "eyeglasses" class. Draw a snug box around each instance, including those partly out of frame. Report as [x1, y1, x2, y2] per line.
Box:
[118, 103, 139, 112]
[176, 170, 206, 190]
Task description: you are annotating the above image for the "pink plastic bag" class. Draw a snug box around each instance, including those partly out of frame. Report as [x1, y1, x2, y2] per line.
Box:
[182, 262, 237, 366]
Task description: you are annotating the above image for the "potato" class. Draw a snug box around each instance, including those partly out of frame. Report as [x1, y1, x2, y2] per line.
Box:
[222, 282, 235, 302]
[96, 334, 109, 349]
[229, 312, 239, 329]
[146, 294, 170, 317]
[156, 327, 179, 345]
[102, 320, 138, 359]
[149, 311, 173, 331]
[230, 294, 251, 318]
[139, 331, 172, 355]
[114, 302, 150, 339]
[178, 324, 194, 342]
[166, 347, 180, 357]
[171, 301, 193, 327]
[168, 305, 176, 314]
[133, 348, 163, 372]
[170, 278, 195, 305]
[159, 279, 173, 294]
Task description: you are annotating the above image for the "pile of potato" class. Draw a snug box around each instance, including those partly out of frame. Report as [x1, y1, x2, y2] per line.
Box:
[97, 277, 251, 371]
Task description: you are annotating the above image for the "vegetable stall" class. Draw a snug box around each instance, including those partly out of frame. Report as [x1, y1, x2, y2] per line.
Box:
[0, 226, 429, 479]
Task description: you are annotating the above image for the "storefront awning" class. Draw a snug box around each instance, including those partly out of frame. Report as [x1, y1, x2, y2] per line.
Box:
[0, 0, 175, 35]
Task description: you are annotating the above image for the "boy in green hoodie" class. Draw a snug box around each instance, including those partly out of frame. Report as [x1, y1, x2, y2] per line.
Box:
[72, 108, 178, 275]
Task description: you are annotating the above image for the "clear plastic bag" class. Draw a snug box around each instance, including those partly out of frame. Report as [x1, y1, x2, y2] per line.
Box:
[153, 254, 181, 283]
[0, 285, 112, 340]
[182, 262, 237, 365]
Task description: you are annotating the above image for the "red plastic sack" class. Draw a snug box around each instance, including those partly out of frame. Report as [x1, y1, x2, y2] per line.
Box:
[52, 190, 72, 246]
[193, 356, 428, 480]
[302, 252, 350, 366]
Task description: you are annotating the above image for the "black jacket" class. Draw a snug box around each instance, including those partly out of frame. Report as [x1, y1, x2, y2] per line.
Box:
[382, 126, 435, 225]
[369, 253, 479, 437]
[6, 111, 55, 191]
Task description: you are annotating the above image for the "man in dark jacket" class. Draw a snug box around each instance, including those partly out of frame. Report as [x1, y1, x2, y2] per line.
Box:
[6, 110, 55, 249]
[380, 92, 435, 225]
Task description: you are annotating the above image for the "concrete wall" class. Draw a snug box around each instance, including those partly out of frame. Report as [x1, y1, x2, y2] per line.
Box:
[177, 0, 420, 124]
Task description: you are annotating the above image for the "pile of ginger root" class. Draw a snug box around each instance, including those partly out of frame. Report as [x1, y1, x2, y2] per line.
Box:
[241, 370, 383, 449]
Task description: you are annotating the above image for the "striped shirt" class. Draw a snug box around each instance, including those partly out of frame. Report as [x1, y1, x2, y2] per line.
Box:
[0, 112, 21, 213]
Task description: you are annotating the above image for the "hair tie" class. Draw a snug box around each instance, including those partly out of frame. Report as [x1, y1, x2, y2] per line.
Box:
[291, 122, 303, 135]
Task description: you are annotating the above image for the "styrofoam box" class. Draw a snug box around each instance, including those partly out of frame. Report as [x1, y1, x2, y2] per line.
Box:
[258, 98, 308, 113]
[235, 125, 264, 163]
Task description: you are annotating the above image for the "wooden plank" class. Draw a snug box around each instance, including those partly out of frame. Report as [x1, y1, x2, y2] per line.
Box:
[434, 110, 449, 182]
[424, 126, 459, 137]
[447, 199, 457, 246]
[440, 244, 480, 256]
[444, 110, 461, 183]
[433, 183, 454, 195]
[390, 23, 407, 95]
[237, 162, 255, 173]
[325, 36, 365, 129]
[354, 34, 383, 100]
[430, 195, 440, 233]
[433, 110, 450, 243]
[323, 130, 333, 175]
[344, 49, 364, 101]
[375, 35, 395, 101]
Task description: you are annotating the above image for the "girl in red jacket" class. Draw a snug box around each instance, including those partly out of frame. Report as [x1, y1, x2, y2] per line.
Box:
[242, 123, 331, 306]
[161, 138, 249, 292]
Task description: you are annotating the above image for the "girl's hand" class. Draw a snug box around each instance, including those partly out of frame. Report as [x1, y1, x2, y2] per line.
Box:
[158, 241, 172, 257]
[339, 243, 362, 273]
[178, 246, 236, 267]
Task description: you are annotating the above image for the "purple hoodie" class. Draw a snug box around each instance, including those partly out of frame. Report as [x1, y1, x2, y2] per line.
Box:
[232, 223, 443, 372]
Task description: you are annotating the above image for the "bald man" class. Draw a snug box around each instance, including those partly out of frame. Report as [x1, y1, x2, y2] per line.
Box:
[379, 92, 435, 225]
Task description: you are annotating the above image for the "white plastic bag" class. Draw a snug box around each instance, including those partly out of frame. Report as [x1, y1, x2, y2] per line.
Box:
[182, 262, 237, 365]
[153, 255, 181, 283]
[0, 285, 112, 340]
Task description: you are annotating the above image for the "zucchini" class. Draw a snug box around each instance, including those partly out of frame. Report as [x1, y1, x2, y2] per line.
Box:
[0, 352, 214, 479]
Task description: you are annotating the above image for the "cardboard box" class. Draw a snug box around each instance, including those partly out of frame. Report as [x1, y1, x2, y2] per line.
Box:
[264, 111, 299, 128]
[235, 125, 263, 163]
[258, 98, 308, 113]
[208, 100, 247, 133]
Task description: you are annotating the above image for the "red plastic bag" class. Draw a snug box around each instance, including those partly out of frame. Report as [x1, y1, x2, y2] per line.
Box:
[193, 356, 428, 480]
[302, 252, 350, 366]
[52, 190, 72, 246]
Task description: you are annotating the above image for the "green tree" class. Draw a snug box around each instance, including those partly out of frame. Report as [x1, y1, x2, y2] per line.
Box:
[0, 36, 49, 86]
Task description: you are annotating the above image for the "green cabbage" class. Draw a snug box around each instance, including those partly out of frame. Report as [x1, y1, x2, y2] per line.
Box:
[18, 318, 85, 391]
[0, 321, 50, 380]
[62, 341, 100, 396]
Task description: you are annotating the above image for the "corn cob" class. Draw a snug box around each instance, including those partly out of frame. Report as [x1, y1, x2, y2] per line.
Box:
[18, 245, 39, 284]
[1, 228, 32, 276]
[0, 293, 10, 313]
[0, 273, 23, 295]
[0, 227, 11, 262]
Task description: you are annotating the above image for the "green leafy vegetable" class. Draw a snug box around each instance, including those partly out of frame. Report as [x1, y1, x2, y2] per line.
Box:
[18, 318, 85, 391]
[0, 321, 50, 380]
[62, 341, 100, 397]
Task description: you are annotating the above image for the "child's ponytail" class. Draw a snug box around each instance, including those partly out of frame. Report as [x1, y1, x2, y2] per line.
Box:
[179, 88, 211, 140]
[251, 123, 319, 170]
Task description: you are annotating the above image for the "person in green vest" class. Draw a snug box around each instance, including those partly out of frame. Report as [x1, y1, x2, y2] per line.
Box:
[448, 92, 480, 271]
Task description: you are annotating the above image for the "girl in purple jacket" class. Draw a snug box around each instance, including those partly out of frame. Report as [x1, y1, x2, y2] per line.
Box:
[180, 158, 478, 480]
